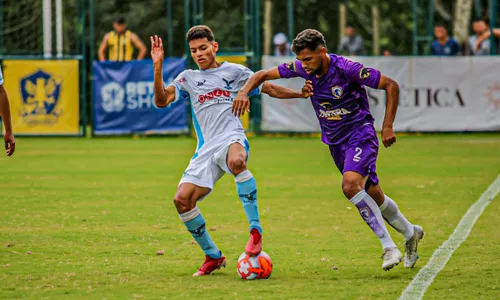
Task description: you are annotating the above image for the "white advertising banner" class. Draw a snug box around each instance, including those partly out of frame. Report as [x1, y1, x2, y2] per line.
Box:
[261, 55, 500, 132]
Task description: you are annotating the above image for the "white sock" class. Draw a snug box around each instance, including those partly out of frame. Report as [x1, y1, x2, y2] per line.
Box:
[379, 195, 415, 241]
[350, 191, 397, 250]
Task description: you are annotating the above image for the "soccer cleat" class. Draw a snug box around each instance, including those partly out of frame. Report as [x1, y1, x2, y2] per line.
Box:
[404, 225, 425, 268]
[192, 254, 227, 277]
[381, 247, 403, 271]
[245, 228, 262, 256]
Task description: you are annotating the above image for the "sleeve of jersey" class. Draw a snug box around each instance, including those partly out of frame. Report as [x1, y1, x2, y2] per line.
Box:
[341, 58, 381, 89]
[168, 71, 188, 102]
[239, 67, 263, 97]
[277, 60, 304, 79]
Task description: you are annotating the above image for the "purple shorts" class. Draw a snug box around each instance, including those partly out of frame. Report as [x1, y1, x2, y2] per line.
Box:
[329, 123, 379, 189]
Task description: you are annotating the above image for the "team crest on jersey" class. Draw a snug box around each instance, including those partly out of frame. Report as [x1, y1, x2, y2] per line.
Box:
[359, 67, 370, 79]
[222, 78, 235, 89]
[331, 86, 343, 99]
[286, 61, 296, 71]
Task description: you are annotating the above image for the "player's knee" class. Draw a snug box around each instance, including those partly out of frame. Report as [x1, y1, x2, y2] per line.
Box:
[173, 191, 192, 213]
[228, 157, 247, 176]
[342, 178, 363, 199]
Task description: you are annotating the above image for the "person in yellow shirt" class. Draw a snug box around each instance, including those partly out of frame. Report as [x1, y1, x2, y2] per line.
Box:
[98, 17, 147, 62]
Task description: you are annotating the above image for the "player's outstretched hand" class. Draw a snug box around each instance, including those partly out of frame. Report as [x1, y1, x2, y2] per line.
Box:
[301, 80, 314, 98]
[381, 126, 396, 148]
[4, 133, 15, 157]
[232, 91, 250, 117]
[150, 35, 164, 65]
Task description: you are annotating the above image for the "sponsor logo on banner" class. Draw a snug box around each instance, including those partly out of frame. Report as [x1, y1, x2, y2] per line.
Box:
[367, 86, 466, 108]
[101, 81, 157, 113]
[19, 70, 63, 125]
[486, 82, 500, 108]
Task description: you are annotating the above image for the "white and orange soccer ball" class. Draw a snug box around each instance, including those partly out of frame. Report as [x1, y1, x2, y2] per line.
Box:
[236, 251, 273, 280]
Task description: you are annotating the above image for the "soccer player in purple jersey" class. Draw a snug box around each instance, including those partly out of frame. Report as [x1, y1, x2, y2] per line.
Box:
[233, 29, 424, 271]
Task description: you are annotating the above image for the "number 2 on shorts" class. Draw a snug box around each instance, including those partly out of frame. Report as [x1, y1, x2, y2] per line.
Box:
[353, 147, 362, 162]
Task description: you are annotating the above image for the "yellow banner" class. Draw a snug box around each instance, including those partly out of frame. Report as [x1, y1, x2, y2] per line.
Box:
[3, 60, 80, 135]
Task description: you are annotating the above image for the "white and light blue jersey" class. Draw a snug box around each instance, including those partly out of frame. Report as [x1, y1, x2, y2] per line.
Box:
[169, 62, 261, 150]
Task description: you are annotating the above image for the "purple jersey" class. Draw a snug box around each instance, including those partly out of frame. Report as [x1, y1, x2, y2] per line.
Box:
[277, 54, 381, 145]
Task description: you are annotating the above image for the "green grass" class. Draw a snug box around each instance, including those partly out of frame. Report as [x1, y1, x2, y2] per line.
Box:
[0, 134, 499, 299]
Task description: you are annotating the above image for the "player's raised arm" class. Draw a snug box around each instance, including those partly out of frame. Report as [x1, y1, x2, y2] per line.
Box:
[151, 35, 176, 108]
[377, 74, 399, 148]
[232, 67, 282, 117]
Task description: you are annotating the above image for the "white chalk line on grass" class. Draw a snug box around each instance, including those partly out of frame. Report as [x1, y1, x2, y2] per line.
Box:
[399, 174, 500, 300]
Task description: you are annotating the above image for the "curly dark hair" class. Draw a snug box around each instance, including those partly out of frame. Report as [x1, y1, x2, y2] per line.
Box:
[186, 25, 214, 42]
[292, 29, 327, 53]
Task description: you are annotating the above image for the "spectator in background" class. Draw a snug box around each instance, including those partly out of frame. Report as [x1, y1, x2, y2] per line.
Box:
[382, 49, 393, 56]
[273, 32, 293, 56]
[338, 24, 365, 56]
[98, 17, 147, 62]
[472, 21, 500, 55]
[431, 24, 461, 56]
[467, 17, 499, 55]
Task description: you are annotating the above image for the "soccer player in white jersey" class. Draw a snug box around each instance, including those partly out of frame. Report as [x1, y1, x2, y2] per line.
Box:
[151, 26, 310, 276]
[0, 65, 15, 157]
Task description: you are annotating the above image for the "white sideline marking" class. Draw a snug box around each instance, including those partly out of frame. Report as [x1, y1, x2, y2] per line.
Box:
[399, 174, 500, 300]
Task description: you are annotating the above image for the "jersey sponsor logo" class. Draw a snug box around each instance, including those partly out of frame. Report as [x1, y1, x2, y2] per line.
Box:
[198, 88, 232, 104]
[331, 85, 343, 99]
[222, 78, 235, 89]
[286, 61, 296, 71]
[359, 67, 371, 79]
[20, 69, 63, 124]
[176, 77, 186, 84]
[318, 102, 351, 120]
[197, 79, 206, 86]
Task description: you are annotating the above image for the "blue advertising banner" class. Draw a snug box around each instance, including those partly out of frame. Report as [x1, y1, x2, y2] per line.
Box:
[93, 58, 188, 135]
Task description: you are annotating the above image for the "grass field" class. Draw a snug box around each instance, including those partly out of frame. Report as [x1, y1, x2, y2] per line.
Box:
[1, 134, 499, 299]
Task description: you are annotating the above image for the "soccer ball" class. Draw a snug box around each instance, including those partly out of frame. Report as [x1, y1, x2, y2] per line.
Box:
[236, 251, 273, 280]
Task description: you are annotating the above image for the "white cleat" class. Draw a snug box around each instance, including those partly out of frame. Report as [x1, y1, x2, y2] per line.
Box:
[404, 225, 425, 268]
[381, 247, 403, 271]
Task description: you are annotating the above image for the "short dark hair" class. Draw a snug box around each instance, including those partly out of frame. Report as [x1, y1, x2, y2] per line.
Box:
[434, 23, 447, 29]
[186, 25, 214, 42]
[291, 29, 327, 53]
[472, 16, 486, 23]
[115, 17, 126, 25]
